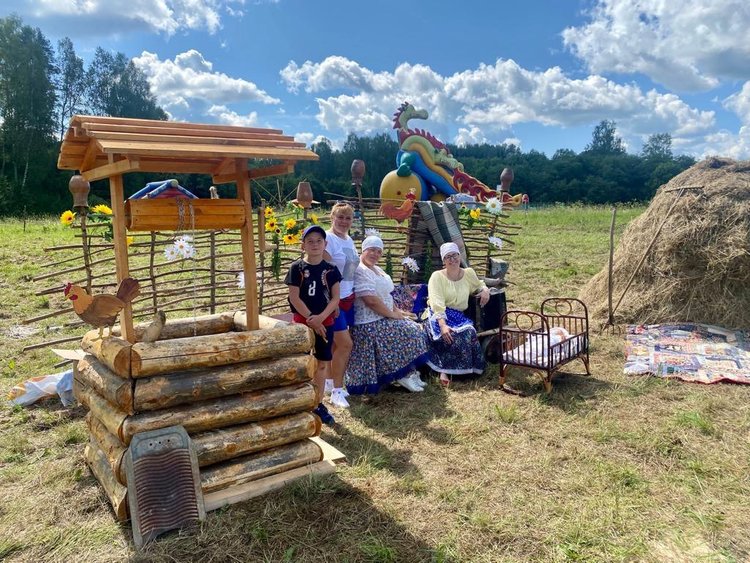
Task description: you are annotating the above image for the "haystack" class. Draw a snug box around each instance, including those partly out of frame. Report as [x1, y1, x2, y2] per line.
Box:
[581, 158, 750, 329]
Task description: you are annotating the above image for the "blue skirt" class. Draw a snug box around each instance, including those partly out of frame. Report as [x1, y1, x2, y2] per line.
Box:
[425, 308, 485, 375]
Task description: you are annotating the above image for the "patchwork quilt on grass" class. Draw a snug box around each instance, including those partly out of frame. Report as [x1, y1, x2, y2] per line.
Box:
[624, 324, 750, 384]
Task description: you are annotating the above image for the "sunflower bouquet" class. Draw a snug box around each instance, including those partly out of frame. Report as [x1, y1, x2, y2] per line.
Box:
[264, 206, 319, 279]
[60, 203, 121, 243]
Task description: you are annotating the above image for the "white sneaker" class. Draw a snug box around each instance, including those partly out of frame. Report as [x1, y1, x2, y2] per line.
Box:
[330, 388, 350, 408]
[410, 371, 427, 388]
[324, 379, 334, 395]
[397, 375, 424, 392]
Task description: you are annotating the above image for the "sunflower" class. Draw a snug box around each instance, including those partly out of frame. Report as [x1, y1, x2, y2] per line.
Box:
[265, 218, 278, 232]
[91, 204, 113, 215]
[310, 213, 319, 225]
[282, 233, 299, 245]
[264, 206, 274, 218]
[126, 236, 134, 247]
[60, 210, 75, 226]
[284, 218, 297, 230]
[469, 208, 481, 220]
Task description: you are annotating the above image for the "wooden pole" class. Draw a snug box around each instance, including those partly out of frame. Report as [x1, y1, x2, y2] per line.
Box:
[236, 158, 259, 330]
[612, 188, 685, 317]
[108, 167, 135, 343]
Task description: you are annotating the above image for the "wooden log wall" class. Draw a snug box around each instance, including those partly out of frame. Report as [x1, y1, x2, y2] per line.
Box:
[74, 315, 325, 520]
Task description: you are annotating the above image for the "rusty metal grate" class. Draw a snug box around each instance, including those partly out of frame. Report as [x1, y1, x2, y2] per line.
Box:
[125, 425, 205, 548]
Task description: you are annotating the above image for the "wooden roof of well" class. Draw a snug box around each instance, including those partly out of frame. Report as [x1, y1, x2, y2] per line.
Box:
[58, 115, 318, 183]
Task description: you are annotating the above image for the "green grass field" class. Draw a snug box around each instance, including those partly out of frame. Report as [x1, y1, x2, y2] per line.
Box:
[1, 205, 749, 562]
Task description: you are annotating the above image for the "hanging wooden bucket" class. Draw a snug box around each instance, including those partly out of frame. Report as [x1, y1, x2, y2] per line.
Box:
[125, 198, 246, 231]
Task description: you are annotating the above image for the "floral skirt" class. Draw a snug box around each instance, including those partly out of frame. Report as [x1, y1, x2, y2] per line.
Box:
[425, 308, 486, 375]
[346, 318, 429, 395]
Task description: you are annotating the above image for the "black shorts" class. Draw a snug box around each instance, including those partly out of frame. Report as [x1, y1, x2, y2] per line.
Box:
[313, 325, 335, 361]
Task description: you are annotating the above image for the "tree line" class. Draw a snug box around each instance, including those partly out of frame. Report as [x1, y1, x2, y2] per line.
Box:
[0, 14, 695, 215]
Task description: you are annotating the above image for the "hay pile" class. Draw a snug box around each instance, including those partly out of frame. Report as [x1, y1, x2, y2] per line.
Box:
[581, 158, 750, 329]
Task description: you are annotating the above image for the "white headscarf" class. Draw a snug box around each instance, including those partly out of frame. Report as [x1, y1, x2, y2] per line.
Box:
[440, 242, 460, 260]
[361, 235, 384, 252]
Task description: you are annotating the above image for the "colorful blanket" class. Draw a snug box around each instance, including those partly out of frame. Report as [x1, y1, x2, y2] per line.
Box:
[624, 324, 750, 384]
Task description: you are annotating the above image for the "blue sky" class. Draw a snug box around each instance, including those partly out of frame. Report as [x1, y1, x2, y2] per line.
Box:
[7, 0, 750, 158]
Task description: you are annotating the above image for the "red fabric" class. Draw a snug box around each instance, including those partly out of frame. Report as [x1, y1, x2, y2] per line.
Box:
[293, 313, 334, 326]
[339, 293, 355, 312]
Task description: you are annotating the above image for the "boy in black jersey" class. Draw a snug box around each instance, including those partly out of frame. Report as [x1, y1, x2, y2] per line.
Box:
[285, 225, 342, 425]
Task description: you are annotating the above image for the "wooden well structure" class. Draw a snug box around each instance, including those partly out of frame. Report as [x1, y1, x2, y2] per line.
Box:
[58, 116, 344, 520]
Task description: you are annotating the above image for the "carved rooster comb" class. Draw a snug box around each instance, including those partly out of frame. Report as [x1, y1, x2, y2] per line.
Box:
[63, 282, 72, 296]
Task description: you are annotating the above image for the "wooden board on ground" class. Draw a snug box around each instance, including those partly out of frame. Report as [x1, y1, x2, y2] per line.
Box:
[202, 437, 346, 512]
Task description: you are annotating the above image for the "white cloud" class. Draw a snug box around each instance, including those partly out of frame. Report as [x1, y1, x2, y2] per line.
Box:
[724, 82, 750, 124]
[281, 56, 715, 150]
[294, 132, 329, 147]
[133, 50, 280, 110]
[30, 0, 242, 35]
[562, 0, 750, 91]
[206, 105, 258, 127]
[690, 126, 750, 160]
[454, 127, 489, 147]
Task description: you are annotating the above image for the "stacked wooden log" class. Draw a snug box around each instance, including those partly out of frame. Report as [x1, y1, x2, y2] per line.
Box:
[74, 312, 322, 521]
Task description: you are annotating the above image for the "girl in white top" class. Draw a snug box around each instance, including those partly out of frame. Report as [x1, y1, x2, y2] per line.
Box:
[322, 202, 359, 408]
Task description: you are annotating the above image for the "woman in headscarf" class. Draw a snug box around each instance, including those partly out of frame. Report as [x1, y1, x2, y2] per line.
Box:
[425, 242, 490, 385]
[346, 236, 429, 394]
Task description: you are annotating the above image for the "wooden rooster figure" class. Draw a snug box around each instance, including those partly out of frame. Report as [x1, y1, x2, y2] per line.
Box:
[64, 278, 140, 339]
[379, 188, 417, 223]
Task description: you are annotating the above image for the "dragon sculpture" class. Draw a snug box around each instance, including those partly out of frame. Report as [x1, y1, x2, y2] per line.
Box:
[380, 102, 524, 207]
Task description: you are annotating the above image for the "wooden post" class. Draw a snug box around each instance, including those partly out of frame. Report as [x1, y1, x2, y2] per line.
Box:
[209, 231, 217, 314]
[108, 168, 135, 343]
[236, 158, 259, 330]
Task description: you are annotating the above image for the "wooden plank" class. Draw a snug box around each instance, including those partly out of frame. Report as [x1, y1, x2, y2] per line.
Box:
[81, 122, 294, 143]
[237, 158, 259, 330]
[108, 170, 135, 343]
[82, 158, 140, 182]
[211, 157, 236, 177]
[96, 139, 318, 161]
[80, 139, 100, 172]
[203, 459, 336, 512]
[125, 198, 246, 231]
[81, 121, 295, 141]
[310, 436, 347, 464]
[134, 159, 217, 175]
[212, 162, 296, 185]
[75, 114, 284, 135]
[89, 130, 305, 148]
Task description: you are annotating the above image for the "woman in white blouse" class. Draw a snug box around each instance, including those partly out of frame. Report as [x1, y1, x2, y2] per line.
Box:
[346, 236, 429, 394]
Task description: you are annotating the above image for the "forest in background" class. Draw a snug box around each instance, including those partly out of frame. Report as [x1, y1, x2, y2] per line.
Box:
[0, 14, 696, 215]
